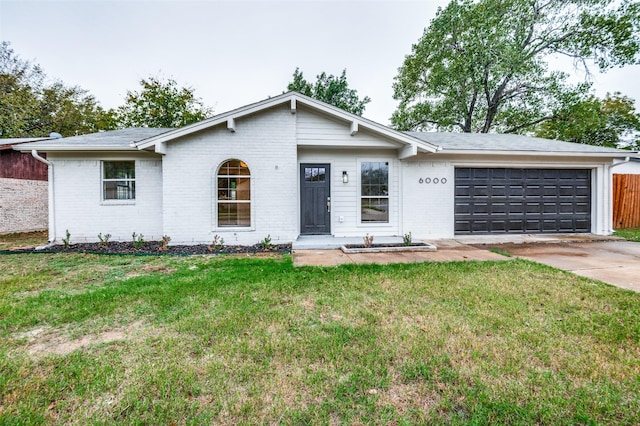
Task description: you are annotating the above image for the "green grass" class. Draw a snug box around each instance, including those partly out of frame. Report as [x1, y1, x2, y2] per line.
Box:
[614, 227, 640, 242]
[0, 252, 639, 424]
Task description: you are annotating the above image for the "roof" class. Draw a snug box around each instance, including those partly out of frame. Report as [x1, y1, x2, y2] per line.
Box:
[134, 92, 440, 156]
[0, 137, 53, 150]
[407, 132, 636, 158]
[14, 128, 173, 152]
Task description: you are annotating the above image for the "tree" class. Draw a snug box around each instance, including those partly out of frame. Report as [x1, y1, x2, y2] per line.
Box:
[536, 92, 640, 148]
[0, 41, 113, 137]
[287, 68, 371, 115]
[392, 0, 640, 133]
[114, 76, 213, 128]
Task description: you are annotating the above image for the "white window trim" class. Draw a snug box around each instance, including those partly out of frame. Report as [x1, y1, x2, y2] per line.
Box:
[100, 160, 136, 205]
[213, 159, 255, 231]
[357, 158, 393, 227]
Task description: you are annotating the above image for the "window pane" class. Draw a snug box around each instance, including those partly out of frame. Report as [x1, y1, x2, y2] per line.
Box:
[361, 198, 389, 222]
[217, 159, 251, 227]
[219, 159, 250, 176]
[104, 161, 135, 179]
[218, 202, 250, 226]
[361, 162, 389, 197]
[103, 180, 135, 200]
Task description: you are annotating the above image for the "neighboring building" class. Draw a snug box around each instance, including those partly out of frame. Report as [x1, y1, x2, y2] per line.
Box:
[0, 138, 52, 234]
[15, 92, 636, 245]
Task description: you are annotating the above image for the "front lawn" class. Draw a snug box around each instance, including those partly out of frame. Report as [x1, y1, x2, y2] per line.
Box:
[0, 253, 638, 424]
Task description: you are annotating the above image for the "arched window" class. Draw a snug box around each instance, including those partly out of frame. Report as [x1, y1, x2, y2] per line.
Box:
[217, 159, 251, 227]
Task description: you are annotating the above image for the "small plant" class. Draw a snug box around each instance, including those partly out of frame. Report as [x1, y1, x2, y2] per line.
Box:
[403, 232, 412, 246]
[260, 234, 274, 251]
[158, 235, 171, 252]
[131, 232, 146, 249]
[208, 234, 225, 252]
[363, 234, 374, 248]
[62, 229, 71, 248]
[97, 233, 111, 246]
[489, 247, 512, 257]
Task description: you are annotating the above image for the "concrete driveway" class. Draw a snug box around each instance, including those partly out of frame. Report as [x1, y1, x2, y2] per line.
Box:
[496, 241, 640, 292]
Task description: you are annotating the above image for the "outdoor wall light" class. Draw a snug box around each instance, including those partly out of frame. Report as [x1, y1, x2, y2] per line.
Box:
[342, 171, 349, 183]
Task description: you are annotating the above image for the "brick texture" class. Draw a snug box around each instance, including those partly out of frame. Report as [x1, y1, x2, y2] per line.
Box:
[0, 178, 48, 234]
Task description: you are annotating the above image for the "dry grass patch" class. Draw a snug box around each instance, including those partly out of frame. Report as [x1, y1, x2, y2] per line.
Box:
[12, 320, 157, 358]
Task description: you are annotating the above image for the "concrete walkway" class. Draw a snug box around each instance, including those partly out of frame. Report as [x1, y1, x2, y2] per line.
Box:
[495, 241, 640, 292]
[292, 234, 640, 293]
[292, 239, 508, 267]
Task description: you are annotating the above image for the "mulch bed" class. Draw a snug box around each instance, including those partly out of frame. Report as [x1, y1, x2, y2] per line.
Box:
[6, 241, 292, 256]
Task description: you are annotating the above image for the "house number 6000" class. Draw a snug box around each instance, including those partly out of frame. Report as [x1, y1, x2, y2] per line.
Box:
[419, 177, 447, 184]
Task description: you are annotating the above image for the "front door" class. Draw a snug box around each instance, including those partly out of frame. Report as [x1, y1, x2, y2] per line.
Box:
[300, 164, 331, 234]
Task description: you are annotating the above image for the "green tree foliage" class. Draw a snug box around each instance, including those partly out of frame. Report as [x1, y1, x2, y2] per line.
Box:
[537, 92, 640, 148]
[392, 0, 640, 134]
[287, 68, 371, 116]
[114, 76, 213, 128]
[0, 41, 114, 137]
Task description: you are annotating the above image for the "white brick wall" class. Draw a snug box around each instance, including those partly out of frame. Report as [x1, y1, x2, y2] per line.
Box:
[0, 178, 48, 234]
[162, 104, 299, 245]
[401, 160, 455, 239]
[48, 154, 163, 243]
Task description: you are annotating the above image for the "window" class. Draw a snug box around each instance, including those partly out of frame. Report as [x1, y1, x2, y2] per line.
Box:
[304, 166, 326, 182]
[361, 161, 389, 222]
[103, 161, 135, 200]
[217, 159, 251, 227]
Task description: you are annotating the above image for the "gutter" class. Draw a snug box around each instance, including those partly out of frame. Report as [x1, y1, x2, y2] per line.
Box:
[31, 150, 56, 244]
[610, 156, 631, 168]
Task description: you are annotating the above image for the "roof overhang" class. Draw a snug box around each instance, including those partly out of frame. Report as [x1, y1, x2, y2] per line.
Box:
[437, 149, 636, 158]
[15, 145, 139, 153]
[133, 92, 440, 157]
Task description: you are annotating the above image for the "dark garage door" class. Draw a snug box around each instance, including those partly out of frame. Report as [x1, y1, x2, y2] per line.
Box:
[455, 168, 591, 234]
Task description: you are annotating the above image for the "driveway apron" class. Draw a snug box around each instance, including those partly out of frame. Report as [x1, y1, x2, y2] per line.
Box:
[497, 241, 640, 292]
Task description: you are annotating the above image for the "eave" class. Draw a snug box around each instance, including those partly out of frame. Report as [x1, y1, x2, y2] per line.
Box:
[436, 149, 636, 158]
[133, 92, 440, 156]
[15, 145, 141, 153]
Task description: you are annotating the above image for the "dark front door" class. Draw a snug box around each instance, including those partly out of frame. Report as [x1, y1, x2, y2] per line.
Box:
[300, 164, 331, 235]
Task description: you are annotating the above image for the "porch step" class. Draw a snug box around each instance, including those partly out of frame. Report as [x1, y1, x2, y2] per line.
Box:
[293, 235, 405, 250]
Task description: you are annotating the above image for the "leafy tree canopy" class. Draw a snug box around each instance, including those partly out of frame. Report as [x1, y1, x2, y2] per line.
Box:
[287, 68, 371, 116]
[392, 0, 640, 135]
[114, 76, 213, 128]
[536, 92, 640, 148]
[0, 41, 113, 137]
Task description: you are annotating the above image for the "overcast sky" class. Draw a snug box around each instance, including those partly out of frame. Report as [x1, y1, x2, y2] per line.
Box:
[1, 0, 638, 126]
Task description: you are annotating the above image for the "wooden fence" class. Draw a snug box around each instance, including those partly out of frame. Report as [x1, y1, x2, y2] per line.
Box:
[613, 174, 640, 229]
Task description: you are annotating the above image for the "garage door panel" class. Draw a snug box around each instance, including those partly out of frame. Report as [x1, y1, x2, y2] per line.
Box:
[455, 168, 591, 234]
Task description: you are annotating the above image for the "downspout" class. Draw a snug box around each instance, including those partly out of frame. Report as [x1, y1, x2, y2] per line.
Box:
[31, 150, 56, 246]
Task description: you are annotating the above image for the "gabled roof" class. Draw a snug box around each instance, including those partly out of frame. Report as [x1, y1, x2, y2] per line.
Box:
[133, 92, 441, 157]
[407, 132, 637, 158]
[14, 128, 173, 152]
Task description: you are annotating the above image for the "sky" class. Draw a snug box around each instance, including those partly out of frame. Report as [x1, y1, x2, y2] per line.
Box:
[1, 0, 638, 126]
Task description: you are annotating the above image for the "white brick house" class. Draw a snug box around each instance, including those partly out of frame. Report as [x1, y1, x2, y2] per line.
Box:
[17, 92, 635, 245]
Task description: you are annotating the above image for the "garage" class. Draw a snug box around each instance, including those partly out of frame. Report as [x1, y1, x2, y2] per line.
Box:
[454, 168, 591, 234]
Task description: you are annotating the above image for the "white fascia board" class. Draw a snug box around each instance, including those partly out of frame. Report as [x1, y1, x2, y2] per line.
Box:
[15, 145, 139, 153]
[134, 92, 441, 154]
[439, 149, 636, 158]
[293, 95, 440, 153]
[134, 93, 297, 150]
